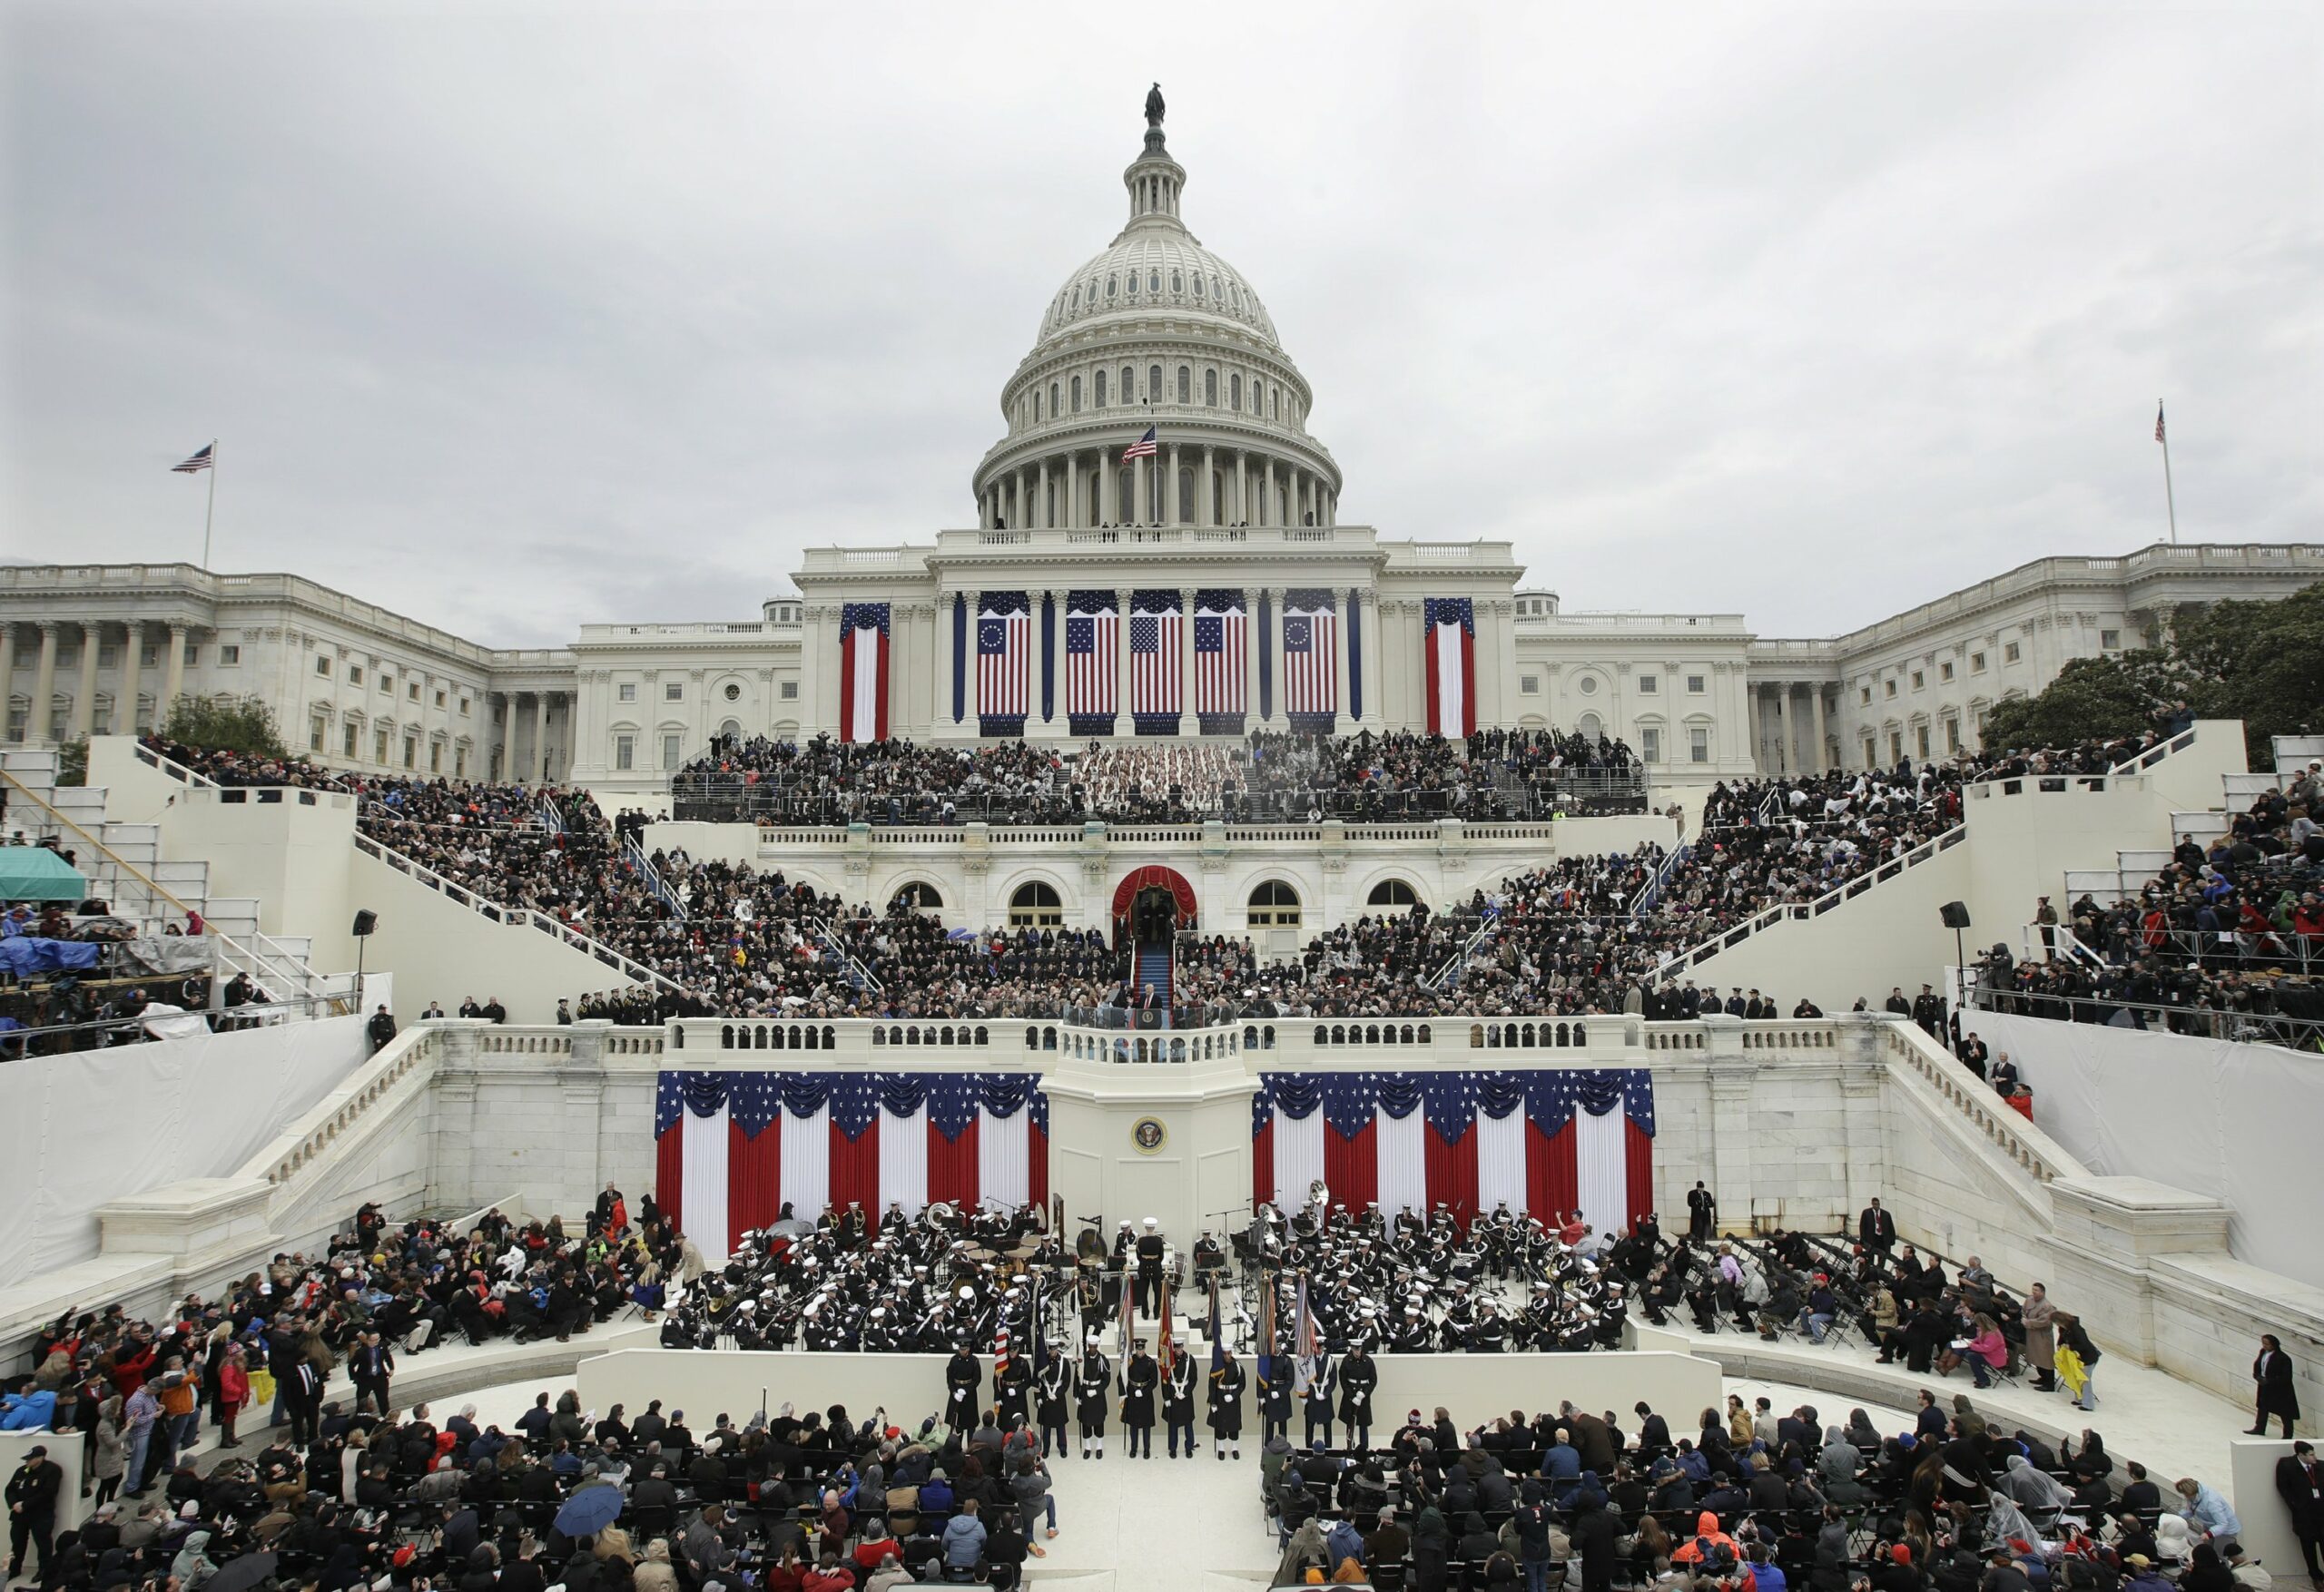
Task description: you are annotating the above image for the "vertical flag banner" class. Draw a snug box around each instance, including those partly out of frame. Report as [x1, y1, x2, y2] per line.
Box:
[1249, 1068, 1654, 1233]
[839, 602, 891, 745]
[1282, 588, 1338, 732]
[977, 591, 1031, 736]
[1258, 591, 1274, 722]
[656, 1070, 1051, 1262]
[951, 593, 967, 724]
[1423, 596, 1476, 738]
[1193, 589, 1247, 735]
[1065, 590, 1119, 737]
[1130, 590, 1184, 734]
[1346, 589, 1364, 724]
[1040, 593, 1057, 724]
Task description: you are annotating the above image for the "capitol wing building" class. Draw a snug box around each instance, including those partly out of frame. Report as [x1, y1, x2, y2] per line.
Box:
[5, 108, 2319, 794]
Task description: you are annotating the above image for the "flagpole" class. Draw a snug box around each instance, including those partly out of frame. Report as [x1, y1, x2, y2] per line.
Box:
[202, 440, 218, 568]
[2157, 402, 2178, 545]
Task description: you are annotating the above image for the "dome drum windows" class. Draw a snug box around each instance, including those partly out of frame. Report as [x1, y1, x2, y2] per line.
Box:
[1205, 369, 1217, 406]
[1071, 375, 1084, 412]
[1176, 366, 1190, 404]
[1095, 369, 1108, 408]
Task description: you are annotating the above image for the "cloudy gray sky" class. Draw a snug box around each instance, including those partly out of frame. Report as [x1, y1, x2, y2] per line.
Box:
[4, 3, 2319, 648]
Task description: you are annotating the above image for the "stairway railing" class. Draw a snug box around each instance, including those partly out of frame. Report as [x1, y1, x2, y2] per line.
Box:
[624, 836, 684, 918]
[1423, 906, 1501, 992]
[812, 919, 883, 996]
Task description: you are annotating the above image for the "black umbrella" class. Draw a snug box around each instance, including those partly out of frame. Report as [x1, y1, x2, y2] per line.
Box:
[202, 1550, 279, 1592]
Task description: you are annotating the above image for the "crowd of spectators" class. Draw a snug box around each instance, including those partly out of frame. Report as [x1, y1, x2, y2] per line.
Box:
[1966, 757, 2324, 1047]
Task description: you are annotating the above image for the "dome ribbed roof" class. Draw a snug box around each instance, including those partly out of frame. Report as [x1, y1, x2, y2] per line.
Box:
[1038, 232, 1280, 349]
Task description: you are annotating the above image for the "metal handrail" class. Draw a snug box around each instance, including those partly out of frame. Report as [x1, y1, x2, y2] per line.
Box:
[1967, 982, 2324, 1050]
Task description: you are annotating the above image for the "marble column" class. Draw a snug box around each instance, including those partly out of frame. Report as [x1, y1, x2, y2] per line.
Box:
[1264, 585, 1285, 723]
[1261, 460, 1275, 527]
[161, 623, 187, 726]
[1115, 588, 1134, 733]
[1179, 585, 1197, 730]
[1167, 443, 1181, 525]
[1132, 454, 1147, 527]
[1234, 453, 1248, 526]
[72, 622, 101, 738]
[120, 624, 143, 737]
[1242, 587, 1261, 726]
[30, 624, 57, 744]
[1199, 446, 1215, 528]
[1815, 686, 1832, 772]
[1037, 459, 1049, 530]
[0, 627, 15, 741]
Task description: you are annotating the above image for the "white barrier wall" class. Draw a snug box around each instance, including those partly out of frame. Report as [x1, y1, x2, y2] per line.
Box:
[0, 1008, 369, 1276]
[1971, 1013, 2324, 1291]
[576, 1346, 1721, 1440]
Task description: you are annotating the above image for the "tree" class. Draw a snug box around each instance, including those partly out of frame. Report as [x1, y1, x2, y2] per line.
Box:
[1978, 650, 2187, 753]
[160, 693, 290, 759]
[2167, 582, 2324, 769]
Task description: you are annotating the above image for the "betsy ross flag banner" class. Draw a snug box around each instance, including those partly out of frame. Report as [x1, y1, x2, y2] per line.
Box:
[1130, 590, 1183, 733]
[654, 1069, 1049, 1263]
[1423, 597, 1477, 738]
[978, 592, 1031, 734]
[1065, 591, 1119, 736]
[1251, 1067, 1655, 1233]
[1193, 589, 1247, 733]
[1282, 588, 1338, 731]
[839, 603, 890, 744]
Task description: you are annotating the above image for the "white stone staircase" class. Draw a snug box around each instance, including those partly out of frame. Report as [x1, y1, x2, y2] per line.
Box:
[2063, 731, 2312, 903]
[0, 746, 342, 1007]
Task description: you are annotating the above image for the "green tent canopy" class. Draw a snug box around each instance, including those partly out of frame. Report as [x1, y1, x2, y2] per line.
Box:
[0, 848, 89, 902]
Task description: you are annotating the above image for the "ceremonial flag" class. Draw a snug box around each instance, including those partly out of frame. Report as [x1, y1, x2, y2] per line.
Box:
[2154, 404, 2166, 444]
[1248, 1066, 1655, 1234]
[654, 1069, 1049, 1263]
[1118, 1241, 1137, 1360]
[172, 445, 215, 473]
[1122, 425, 1157, 460]
[1282, 588, 1337, 729]
[1256, 1273, 1277, 1389]
[1193, 589, 1246, 732]
[1158, 1278, 1175, 1371]
[1130, 590, 1183, 732]
[1291, 1273, 1318, 1395]
[1064, 591, 1118, 735]
[977, 592, 1031, 733]
[1423, 596, 1477, 738]
[839, 602, 890, 744]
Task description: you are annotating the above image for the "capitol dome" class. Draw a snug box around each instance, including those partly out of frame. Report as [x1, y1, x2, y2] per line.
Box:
[971, 101, 1340, 534]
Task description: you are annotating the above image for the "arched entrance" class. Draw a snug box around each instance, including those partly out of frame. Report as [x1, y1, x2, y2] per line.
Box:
[1110, 865, 1197, 1018]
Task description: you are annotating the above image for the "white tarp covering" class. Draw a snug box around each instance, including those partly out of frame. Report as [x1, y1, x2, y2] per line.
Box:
[0, 1009, 371, 1278]
[1974, 1013, 2323, 1290]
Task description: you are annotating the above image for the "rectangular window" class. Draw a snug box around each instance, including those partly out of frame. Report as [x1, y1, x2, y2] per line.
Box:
[1519, 674, 1541, 696]
[348, 665, 363, 686]
[218, 644, 240, 665]
[343, 723, 359, 757]
[780, 680, 800, 701]
[409, 682, 420, 702]
[143, 645, 159, 668]
[403, 735, 418, 769]
[1638, 674, 1658, 694]
[661, 733, 682, 770]
[1890, 731, 1905, 762]
[379, 675, 392, 693]
[665, 682, 684, 702]
[1910, 670, 1923, 691]
[316, 655, 332, 677]
[1945, 719, 1961, 752]
[2101, 628, 2121, 651]
[1859, 686, 1872, 705]
[93, 702, 113, 734]
[1641, 727, 1661, 763]
[182, 646, 198, 666]
[1884, 680, 1896, 699]
[1940, 662, 1955, 683]
[98, 645, 119, 668]
[310, 716, 327, 752]
[459, 697, 471, 715]
[1916, 725, 1930, 759]
[615, 734, 635, 771]
[455, 748, 468, 777]
[1687, 675, 1706, 694]
[1970, 652, 1986, 673]
[1689, 727, 1709, 763]
[429, 742, 442, 772]
[618, 683, 636, 703]
[2004, 642, 2022, 663]
[374, 729, 389, 763]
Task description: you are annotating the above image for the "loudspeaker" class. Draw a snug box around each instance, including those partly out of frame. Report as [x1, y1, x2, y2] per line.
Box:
[1938, 901, 1971, 929]
[351, 909, 378, 937]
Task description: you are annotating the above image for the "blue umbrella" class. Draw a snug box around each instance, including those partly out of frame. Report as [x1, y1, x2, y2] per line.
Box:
[554, 1484, 625, 1538]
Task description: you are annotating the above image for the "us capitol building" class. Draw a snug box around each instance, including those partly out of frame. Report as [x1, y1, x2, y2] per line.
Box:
[5, 102, 2318, 794]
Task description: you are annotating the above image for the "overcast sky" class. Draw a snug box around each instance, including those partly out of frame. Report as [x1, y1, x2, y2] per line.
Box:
[3, 4, 2318, 648]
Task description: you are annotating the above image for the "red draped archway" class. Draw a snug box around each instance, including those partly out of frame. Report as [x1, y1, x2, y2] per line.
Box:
[1110, 864, 1197, 929]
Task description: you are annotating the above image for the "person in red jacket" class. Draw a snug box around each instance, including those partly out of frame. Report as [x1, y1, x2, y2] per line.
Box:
[214, 1344, 251, 1450]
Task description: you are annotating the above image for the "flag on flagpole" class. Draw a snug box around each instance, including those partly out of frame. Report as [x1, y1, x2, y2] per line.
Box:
[1122, 425, 1157, 461]
[2154, 404, 2167, 444]
[1291, 1272, 1318, 1395]
[1157, 1277, 1175, 1372]
[172, 445, 214, 473]
[1255, 1272, 1276, 1390]
[1118, 1248, 1137, 1361]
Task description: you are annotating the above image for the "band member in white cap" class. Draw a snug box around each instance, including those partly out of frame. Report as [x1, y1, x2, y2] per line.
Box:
[1134, 1217, 1167, 1315]
[1075, 1329, 1112, 1459]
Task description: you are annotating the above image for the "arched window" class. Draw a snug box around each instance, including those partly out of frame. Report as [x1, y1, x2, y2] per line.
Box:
[1229, 373, 1242, 409]
[1193, 275, 1204, 298]
[1120, 366, 1134, 404]
[1049, 380, 1059, 417]
[1271, 385, 1280, 419]
[1148, 364, 1162, 401]
[1118, 467, 1136, 524]
[1147, 467, 1163, 524]
[1009, 881, 1063, 928]
[1148, 271, 1160, 293]
[1367, 880, 1421, 909]
[1171, 270, 1183, 293]
[1071, 375, 1083, 413]
[1128, 270, 1139, 295]
[1031, 389, 1041, 422]
[892, 881, 943, 910]
[1106, 275, 1118, 298]
[1578, 712, 1603, 741]
[1247, 880, 1302, 928]
[1071, 287, 1080, 309]
[1204, 369, 1217, 406]
[1176, 467, 1194, 521]
[1094, 369, 1108, 408]
[1176, 366, 1190, 404]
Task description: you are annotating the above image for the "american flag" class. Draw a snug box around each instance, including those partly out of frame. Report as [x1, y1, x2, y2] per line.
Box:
[1291, 1272, 1319, 1394]
[2154, 404, 2167, 444]
[1065, 592, 1118, 722]
[1281, 589, 1337, 718]
[1194, 589, 1246, 721]
[172, 444, 214, 474]
[1130, 590, 1182, 723]
[1122, 425, 1157, 461]
[978, 592, 1031, 723]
